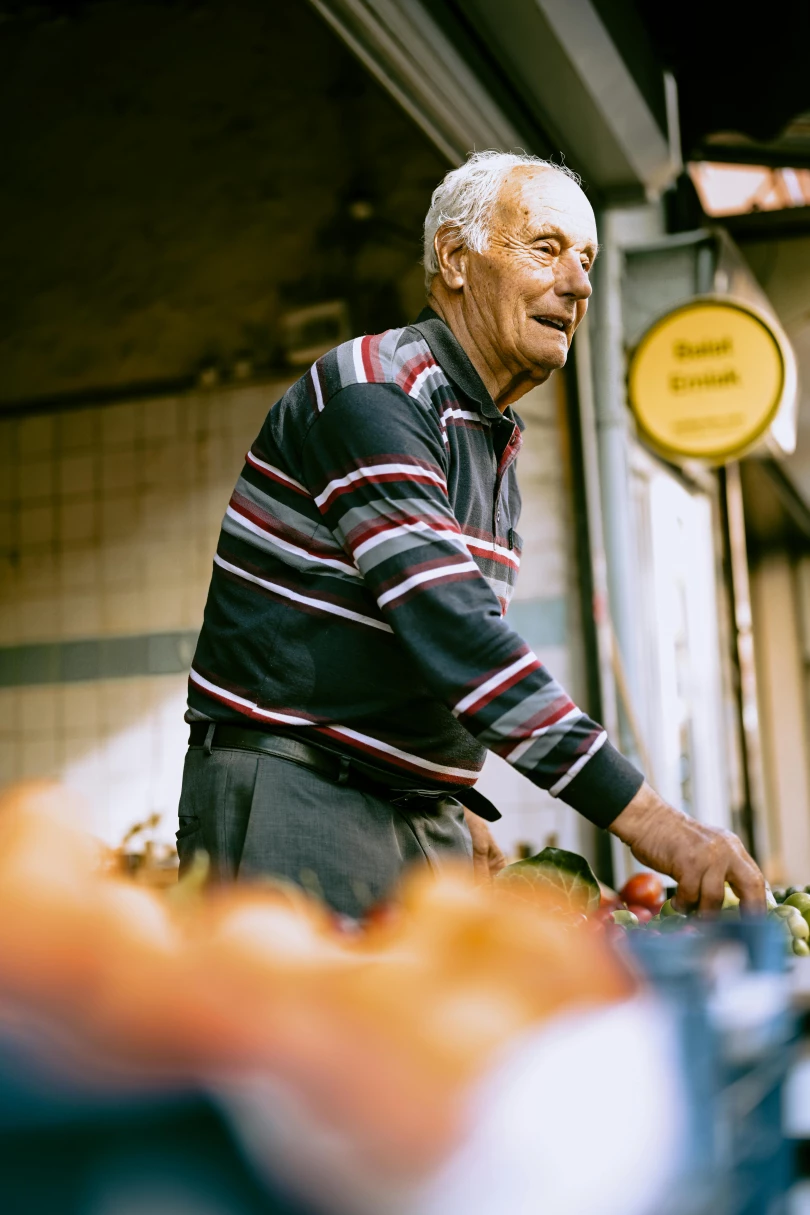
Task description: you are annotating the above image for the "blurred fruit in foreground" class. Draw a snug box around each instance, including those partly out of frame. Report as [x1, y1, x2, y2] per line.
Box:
[0, 781, 638, 1185]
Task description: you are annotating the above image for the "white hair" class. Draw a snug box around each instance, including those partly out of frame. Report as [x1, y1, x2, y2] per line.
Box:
[422, 150, 581, 288]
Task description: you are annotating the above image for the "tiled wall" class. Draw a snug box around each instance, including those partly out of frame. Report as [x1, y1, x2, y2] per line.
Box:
[0, 373, 584, 857]
[0, 380, 291, 843]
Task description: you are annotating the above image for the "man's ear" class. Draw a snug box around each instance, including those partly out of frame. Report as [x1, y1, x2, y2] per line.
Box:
[433, 224, 467, 291]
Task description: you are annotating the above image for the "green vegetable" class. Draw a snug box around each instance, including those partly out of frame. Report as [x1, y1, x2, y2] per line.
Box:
[723, 884, 740, 909]
[793, 939, 810, 957]
[774, 904, 800, 920]
[660, 898, 678, 917]
[612, 909, 639, 929]
[790, 915, 810, 941]
[496, 846, 600, 913]
[785, 892, 810, 915]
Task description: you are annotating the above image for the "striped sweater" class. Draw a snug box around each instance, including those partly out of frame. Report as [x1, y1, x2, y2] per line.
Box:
[188, 309, 643, 827]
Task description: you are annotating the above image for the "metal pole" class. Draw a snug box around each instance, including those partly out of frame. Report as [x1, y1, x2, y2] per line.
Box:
[590, 209, 643, 764]
[586, 211, 646, 887]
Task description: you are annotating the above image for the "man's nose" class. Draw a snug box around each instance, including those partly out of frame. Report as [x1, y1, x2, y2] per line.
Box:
[556, 254, 593, 301]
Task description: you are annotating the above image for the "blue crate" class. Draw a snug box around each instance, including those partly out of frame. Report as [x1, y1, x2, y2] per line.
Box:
[630, 919, 797, 1215]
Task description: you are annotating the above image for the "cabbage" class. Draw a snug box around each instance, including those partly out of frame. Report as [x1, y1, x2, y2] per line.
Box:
[496, 847, 600, 914]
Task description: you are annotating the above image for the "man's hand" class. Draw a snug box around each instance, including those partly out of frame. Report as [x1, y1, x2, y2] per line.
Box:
[463, 808, 506, 882]
[610, 782, 766, 913]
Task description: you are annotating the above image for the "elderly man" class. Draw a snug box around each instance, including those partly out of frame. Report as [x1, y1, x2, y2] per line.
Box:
[178, 150, 765, 918]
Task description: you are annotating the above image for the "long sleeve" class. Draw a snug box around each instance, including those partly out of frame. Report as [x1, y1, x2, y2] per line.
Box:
[300, 381, 643, 827]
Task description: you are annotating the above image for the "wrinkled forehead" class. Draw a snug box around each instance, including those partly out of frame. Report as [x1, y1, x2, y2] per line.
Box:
[495, 166, 598, 246]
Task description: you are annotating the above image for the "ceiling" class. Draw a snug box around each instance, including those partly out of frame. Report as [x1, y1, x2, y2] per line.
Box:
[0, 0, 447, 410]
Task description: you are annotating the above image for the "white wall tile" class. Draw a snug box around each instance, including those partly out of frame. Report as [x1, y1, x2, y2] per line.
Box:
[100, 402, 139, 448]
[59, 498, 97, 545]
[100, 587, 146, 634]
[17, 596, 59, 642]
[20, 737, 58, 779]
[101, 449, 138, 495]
[60, 592, 101, 638]
[62, 683, 100, 733]
[0, 597, 19, 645]
[145, 584, 186, 632]
[0, 739, 17, 784]
[100, 496, 139, 544]
[142, 396, 178, 442]
[57, 410, 98, 452]
[0, 689, 19, 736]
[0, 504, 12, 546]
[18, 415, 55, 459]
[59, 546, 99, 591]
[19, 505, 54, 546]
[58, 453, 97, 497]
[18, 458, 54, 503]
[20, 686, 59, 736]
[101, 541, 143, 588]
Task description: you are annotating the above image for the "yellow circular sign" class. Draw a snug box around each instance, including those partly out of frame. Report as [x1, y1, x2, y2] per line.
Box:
[628, 298, 786, 463]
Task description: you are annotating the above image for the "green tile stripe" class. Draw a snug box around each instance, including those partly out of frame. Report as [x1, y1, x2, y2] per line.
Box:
[0, 631, 198, 687]
[506, 596, 568, 650]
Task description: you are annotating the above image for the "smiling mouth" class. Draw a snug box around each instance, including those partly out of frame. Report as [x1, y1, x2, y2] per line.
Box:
[533, 317, 567, 332]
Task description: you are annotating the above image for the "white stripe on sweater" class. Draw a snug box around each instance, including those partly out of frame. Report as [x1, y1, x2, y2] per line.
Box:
[189, 670, 313, 726]
[245, 451, 307, 493]
[505, 706, 582, 764]
[314, 462, 446, 508]
[225, 505, 361, 577]
[311, 362, 325, 411]
[352, 337, 367, 384]
[376, 560, 479, 609]
[352, 519, 464, 562]
[549, 730, 608, 797]
[453, 650, 539, 717]
[326, 724, 478, 782]
[214, 553, 392, 632]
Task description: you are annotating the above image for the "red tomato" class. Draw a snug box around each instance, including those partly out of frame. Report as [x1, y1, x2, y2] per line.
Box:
[620, 872, 665, 913]
[598, 883, 624, 912]
[627, 903, 653, 924]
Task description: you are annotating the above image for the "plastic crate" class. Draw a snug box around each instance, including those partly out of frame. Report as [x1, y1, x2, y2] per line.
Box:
[630, 919, 797, 1215]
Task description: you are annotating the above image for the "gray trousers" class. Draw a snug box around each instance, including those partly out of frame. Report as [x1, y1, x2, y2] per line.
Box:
[176, 744, 473, 919]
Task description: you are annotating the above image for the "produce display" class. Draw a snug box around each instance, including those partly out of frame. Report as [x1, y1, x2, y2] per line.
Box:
[498, 847, 810, 959]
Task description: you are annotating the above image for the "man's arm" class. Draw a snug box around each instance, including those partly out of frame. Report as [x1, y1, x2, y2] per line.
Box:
[300, 383, 639, 818]
[300, 383, 764, 907]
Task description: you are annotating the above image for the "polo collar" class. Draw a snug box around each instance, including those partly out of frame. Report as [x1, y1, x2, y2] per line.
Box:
[413, 307, 506, 424]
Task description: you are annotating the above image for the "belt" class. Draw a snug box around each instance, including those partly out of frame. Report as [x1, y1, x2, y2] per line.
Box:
[187, 722, 500, 821]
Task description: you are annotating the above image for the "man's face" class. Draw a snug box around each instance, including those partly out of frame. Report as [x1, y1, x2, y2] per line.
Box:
[461, 167, 598, 379]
